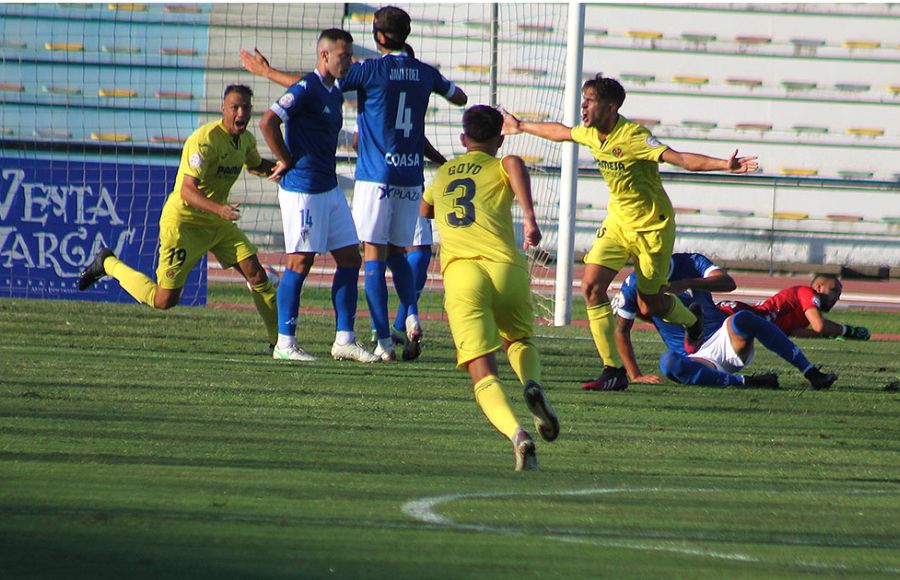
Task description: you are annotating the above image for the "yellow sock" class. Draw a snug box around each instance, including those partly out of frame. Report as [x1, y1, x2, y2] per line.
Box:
[250, 279, 278, 345]
[660, 294, 697, 327]
[506, 338, 541, 385]
[587, 302, 622, 367]
[104, 256, 157, 307]
[473, 375, 520, 441]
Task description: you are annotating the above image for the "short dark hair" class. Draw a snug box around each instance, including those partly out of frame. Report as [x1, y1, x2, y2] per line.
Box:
[223, 84, 253, 100]
[812, 273, 841, 285]
[582, 74, 626, 107]
[319, 28, 353, 45]
[463, 105, 503, 143]
[402, 42, 415, 58]
[373, 6, 411, 50]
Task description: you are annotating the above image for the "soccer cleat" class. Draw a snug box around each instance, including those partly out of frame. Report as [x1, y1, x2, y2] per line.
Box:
[742, 372, 780, 389]
[402, 316, 423, 361]
[581, 366, 629, 391]
[373, 342, 397, 362]
[512, 428, 539, 472]
[523, 381, 560, 442]
[331, 341, 380, 363]
[683, 302, 705, 355]
[805, 366, 838, 390]
[272, 344, 317, 362]
[78, 248, 115, 291]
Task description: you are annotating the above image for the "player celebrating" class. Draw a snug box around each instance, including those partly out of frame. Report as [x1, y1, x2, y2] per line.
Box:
[502, 74, 758, 391]
[422, 105, 559, 472]
[614, 253, 839, 390]
[79, 85, 281, 349]
[240, 8, 467, 361]
[258, 29, 378, 363]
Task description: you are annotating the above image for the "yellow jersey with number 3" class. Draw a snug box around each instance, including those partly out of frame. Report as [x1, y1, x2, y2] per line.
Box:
[423, 151, 527, 274]
[161, 120, 263, 225]
[571, 115, 671, 231]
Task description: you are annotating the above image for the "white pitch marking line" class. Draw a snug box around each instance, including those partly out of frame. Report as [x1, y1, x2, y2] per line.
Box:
[401, 487, 900, 573]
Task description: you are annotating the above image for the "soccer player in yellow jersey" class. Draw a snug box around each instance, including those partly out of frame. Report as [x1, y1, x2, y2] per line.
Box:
[422, 105, 559, 471]
[79, 85, 284, 350]
[502, 74, 758, 391]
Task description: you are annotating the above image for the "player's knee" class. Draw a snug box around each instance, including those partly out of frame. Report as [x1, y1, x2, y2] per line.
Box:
[729, 310, 759, 338]
[154, 293, 180, 310]
[659, 351, 686, 383]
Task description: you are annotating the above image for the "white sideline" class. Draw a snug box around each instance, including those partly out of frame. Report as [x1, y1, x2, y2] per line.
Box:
[401, 487, 900, 573]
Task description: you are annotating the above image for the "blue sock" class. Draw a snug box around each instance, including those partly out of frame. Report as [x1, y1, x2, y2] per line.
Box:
[386, 253, 418, 329]
[277, 269, 306, 336]
[332, 266, 359, 333]
[730, 311, 812, 373]
[659, 351, 744, 387]
[365, 260, 390, 340]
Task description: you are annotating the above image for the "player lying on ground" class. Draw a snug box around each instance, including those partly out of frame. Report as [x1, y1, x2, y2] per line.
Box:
[614, 254, 842, 389]
[259, 28, 378, 363]
[502, 74, 758, 393]
[79, 85, 282, 349]
[421, 105, 558, 471]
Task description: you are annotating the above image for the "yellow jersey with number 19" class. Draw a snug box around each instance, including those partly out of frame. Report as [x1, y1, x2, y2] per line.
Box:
[161, 120, 263, 225]
[423, 151, 527, 274]
[570, 115, 671, 231]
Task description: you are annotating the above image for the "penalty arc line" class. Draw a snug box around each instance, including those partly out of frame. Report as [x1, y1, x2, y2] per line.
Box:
[401, 487, 900, 574]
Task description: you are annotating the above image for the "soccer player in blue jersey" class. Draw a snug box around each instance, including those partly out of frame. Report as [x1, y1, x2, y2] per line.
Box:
[241, 7, 466, 361]
[257, 29, 378, 363]
[613, 253, 833, 389]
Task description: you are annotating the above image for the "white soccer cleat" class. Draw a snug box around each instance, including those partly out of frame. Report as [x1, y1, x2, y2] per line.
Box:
[272, 344, 317, 362]
[512, 428, 539, 472]
[373, 342, 397, 362]
[331, 341, 380, 363]
[403, 315, 423, 361]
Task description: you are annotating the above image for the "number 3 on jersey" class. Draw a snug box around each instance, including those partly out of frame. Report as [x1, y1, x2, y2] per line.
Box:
[445, 178, 476, 227]
[395, 92, 413, 138]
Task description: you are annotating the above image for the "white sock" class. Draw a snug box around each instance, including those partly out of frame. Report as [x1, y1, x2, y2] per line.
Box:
[377, 337, 394, 352]
[335, 330, 354, 346]
[276, 334, 296, 349]
[405, 313, 420, 332]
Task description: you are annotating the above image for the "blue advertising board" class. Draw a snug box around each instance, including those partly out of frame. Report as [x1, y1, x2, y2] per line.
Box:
[0, 157, 206, 305]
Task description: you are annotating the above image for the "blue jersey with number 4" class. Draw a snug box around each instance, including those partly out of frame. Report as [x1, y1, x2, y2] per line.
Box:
[341, 52, 455, 186]
[271, 71, 343, 194]
[616, 252, 727, 354]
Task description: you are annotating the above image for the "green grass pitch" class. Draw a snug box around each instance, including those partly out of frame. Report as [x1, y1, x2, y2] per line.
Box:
[0, 285, 898, 578]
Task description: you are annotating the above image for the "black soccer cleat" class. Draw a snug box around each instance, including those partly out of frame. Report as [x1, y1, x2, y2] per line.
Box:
[523, 380, 560, 442]
[582, 366, 629, 391]
[742, 372, 780, 389]
[683, 302, 705, 355]
[78, 248, 115, 291]
[805, 366, 838, 390]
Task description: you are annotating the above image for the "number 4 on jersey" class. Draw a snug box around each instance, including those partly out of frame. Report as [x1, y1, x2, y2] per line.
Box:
[395, 92, 413, 138]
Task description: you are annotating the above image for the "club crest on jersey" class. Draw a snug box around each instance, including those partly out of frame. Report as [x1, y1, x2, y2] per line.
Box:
[189, 153, 203, 168]
[612, 146, 623, 158]
[278, 93, 295, 108]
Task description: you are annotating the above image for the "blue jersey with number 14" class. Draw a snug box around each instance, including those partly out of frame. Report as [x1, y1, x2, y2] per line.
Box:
[341, 52, 455, 186]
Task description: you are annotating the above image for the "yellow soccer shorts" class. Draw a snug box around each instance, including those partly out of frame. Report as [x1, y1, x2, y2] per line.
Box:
[156, 218, 258, 290]
[442, 259, 535, 368]
[584, 217, 676, 295]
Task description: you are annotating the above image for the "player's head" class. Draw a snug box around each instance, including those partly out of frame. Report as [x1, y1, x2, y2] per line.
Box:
[373, 6, 411, 51]
[461, 105, 504, 152]
[580, 74, 625, 130]
[221, 84, 253, 136]
[318, 28, 354, 80]
[811, 273, 842, 312]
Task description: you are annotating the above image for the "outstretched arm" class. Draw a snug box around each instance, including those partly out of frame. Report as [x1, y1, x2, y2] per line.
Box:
[447, 86, 468, 107]
[667, 268, 737, 295]
[615, 315, 662, 384]
[661, 148, 759, 173]
[500, 109, 573, 142]
[239, 48, 302, 88]
[502, 155, 541, 249]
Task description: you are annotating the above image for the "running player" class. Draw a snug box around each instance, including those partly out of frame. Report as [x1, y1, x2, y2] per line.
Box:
[502, 74, 758, 391]
[422, 105, 559, 471]
[614, 253, 839, 390]
[78, 85, 281, 349]
[259, 29, 378, 363]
